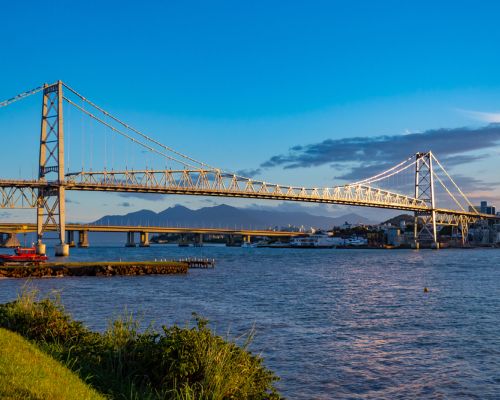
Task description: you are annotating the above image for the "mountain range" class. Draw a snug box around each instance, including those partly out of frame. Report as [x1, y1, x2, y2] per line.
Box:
[92, 204, 377, 229]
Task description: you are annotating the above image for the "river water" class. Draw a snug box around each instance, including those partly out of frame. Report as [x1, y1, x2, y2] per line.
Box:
[1, 245, 499, 399]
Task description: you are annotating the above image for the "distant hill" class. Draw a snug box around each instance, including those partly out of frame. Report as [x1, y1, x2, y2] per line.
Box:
[93, 204, 377, 230]
[382, 214, 414, 226]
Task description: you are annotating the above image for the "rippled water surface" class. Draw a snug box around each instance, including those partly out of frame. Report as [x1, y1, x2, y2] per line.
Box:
[1, 246, 500, 399]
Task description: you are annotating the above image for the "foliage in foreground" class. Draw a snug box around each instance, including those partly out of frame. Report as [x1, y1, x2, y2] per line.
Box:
[0, 288, 280, 400]
[0, 327, 104, 400]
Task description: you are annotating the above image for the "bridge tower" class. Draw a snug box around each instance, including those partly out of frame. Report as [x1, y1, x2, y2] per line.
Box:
[413, 151, 439, 249]
[36, 81, 68, 256]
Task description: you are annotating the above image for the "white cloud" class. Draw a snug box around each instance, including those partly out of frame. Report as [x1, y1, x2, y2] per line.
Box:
[459, 109, 500, 123]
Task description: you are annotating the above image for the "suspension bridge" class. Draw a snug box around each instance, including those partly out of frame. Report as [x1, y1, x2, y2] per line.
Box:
[0, 81, 497, 255]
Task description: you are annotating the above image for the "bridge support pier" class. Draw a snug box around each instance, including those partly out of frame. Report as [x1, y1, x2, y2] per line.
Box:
[126, 232, 136, 247]
[194, 233, 203, 247]
[67, 231, 76, 247]
[55, 243, 69, 256]
[139, 232, 150, 247]
[78, 230, 89, 248]
[178, 234, 189, 247]
[36, 242, 46, 256]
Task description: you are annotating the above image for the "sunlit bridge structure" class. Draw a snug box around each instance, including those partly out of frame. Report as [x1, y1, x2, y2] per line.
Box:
[0, 81, 497, 255]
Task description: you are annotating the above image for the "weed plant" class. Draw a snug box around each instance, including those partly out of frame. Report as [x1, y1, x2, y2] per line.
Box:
[0, 287, 280, 399]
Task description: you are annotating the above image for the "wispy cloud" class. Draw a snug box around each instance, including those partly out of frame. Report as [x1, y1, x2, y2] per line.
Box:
[459, 109, 500, 123]
[236, 168, 262, 178]
[66, 198, 80, 204]
[119, 193, 167, 201]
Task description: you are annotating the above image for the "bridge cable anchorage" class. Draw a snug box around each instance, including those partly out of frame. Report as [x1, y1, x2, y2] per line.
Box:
[62, 83, 220, 172]
[431, 154, 480, 214]
[0, 85, 48, 108]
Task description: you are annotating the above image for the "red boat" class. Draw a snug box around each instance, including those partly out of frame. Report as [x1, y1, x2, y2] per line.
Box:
[0, 247, 48, 264]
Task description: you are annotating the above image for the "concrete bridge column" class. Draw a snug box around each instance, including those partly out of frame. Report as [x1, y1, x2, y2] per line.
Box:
[139, 232, 150, 247]
[55, 243, 70, 257]
[178, 234, 189, 247]
[126, 231, 136, 247]
[78, 230, 89, 248]
[36, 242, 46, 255]
[67, 231, 76, 247]
[0, 233, 5, 247]
[226, 234, 235, 246]
[194, 233, 203, 247]
[244, 235, 251, 243]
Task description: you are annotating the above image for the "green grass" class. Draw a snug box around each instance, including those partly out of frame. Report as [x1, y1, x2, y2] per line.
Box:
[0, 327, 105, 400]
[0, 288, 281, 399]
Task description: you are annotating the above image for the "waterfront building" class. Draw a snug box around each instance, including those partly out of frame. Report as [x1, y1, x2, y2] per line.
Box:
[386, 227, 404, 246]
[469, 200, 496, 215]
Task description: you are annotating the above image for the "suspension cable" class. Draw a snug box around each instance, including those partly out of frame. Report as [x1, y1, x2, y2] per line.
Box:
[63, 83, 218, 170]
[431, 154, 479, 214]
[361, 159, 417, 186]
[63, 97, 424, 195]
[63, 97, 199, 169]
[350, 155, 415, 185]
[432, 170, 466, 212]
[0, 85, 46, 108]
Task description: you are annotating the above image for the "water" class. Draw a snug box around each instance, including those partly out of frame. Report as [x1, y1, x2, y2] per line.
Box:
[1, 245, 499, 399]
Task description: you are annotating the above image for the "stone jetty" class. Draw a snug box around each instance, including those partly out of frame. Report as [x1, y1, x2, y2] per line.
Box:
[0, 261, 188, 278]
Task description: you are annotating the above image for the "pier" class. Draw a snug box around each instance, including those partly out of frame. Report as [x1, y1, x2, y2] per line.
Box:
[0, 258, 214, 278]
[178, 257, 215, 268]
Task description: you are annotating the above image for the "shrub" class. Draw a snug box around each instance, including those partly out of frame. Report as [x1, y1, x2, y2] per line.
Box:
[0, 287, 89, 344]
[0, 289, 280, 400]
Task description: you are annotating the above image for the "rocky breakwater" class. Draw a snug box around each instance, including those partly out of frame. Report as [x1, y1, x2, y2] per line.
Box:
[0, 261, 188, 278]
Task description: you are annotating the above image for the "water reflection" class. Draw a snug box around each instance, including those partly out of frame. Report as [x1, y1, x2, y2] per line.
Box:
[1, 246, 499, 399]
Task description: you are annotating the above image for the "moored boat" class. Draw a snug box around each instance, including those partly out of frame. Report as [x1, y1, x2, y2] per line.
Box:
[290, 232, 340, 248]
[0, 247, 48, 264]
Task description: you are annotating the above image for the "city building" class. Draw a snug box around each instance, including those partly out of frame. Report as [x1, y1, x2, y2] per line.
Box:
[469, 201, 496, 215]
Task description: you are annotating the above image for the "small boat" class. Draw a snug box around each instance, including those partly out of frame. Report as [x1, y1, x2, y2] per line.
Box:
[0, 247, 48, 264]
[290, 232, 339, 248]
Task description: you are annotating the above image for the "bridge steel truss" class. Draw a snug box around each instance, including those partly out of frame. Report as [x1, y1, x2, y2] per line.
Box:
[0, 169, 491, 243]
[0, 183, 38, 209]
[65, 169, 431, 211]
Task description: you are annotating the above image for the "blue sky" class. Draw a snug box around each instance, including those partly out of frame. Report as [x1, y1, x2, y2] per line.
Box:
[1, 0, 500, 222]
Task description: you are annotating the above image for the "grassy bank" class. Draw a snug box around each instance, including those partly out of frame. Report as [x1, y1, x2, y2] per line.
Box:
[0, 327, 104, 400]
[0, 289, 280, 399]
